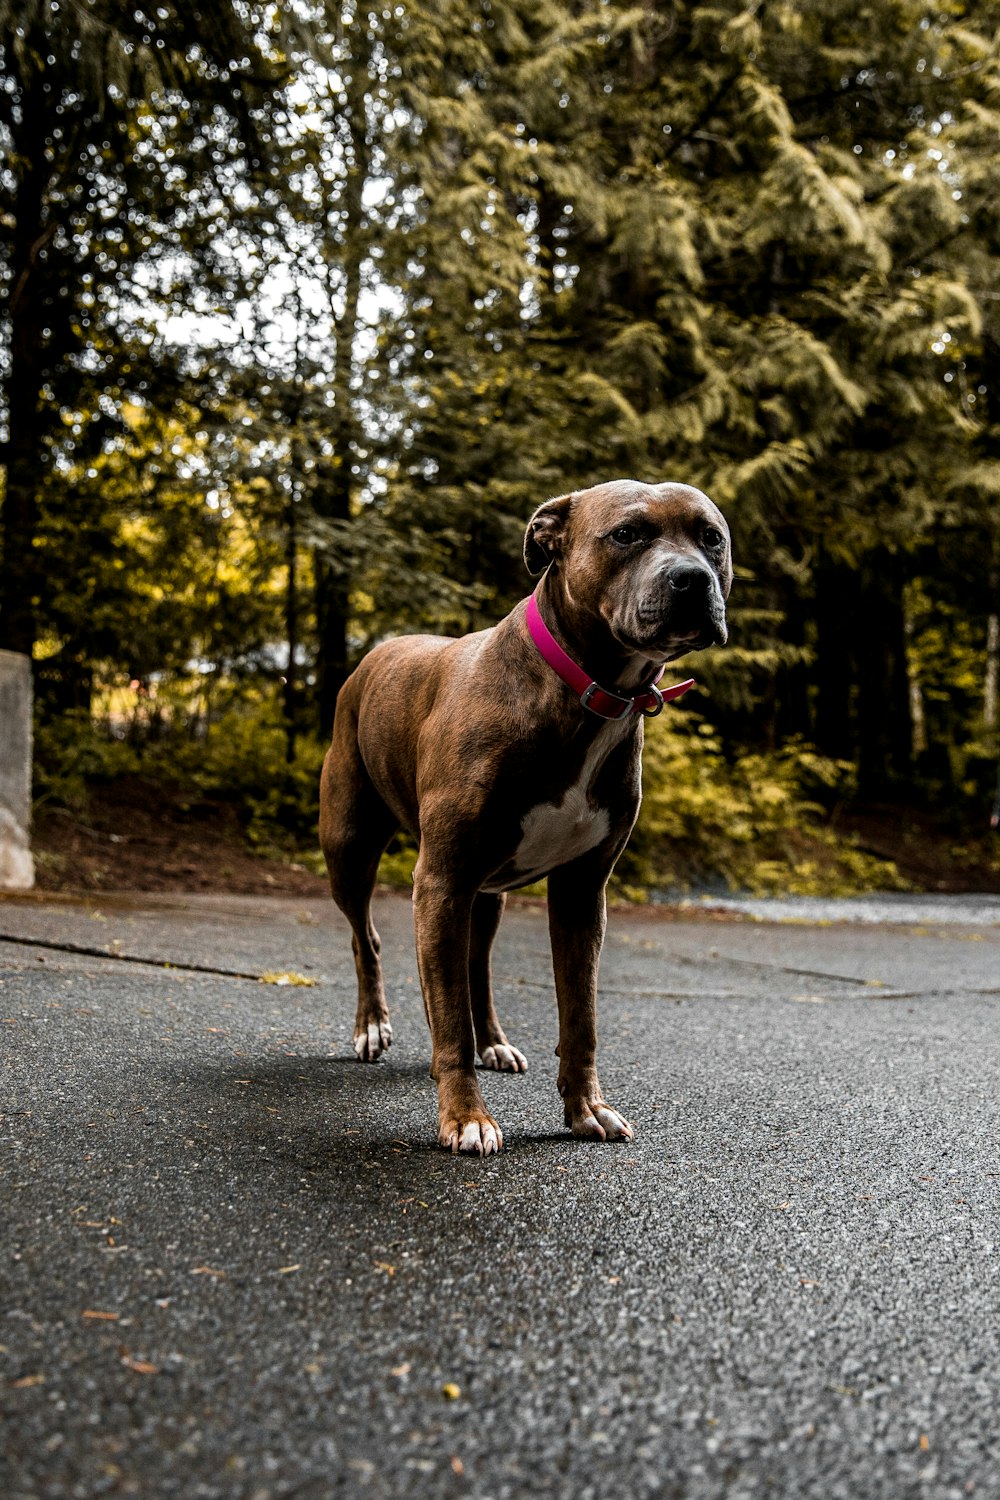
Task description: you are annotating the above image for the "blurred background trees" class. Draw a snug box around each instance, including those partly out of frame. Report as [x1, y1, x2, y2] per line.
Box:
[2, 0, 999, 891]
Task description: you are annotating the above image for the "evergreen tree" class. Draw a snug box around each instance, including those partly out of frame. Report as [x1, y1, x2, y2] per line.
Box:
[384, 0, 1000, 802]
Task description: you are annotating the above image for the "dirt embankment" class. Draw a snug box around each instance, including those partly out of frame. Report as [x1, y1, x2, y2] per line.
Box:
[33, 778, 327, 898]
[30, 778, 1000, 899]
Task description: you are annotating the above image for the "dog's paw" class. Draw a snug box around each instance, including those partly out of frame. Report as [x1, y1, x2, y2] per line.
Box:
[353, 1018, 392, 1062]
[479, 1043, 528, 1074]
[438, 1114, 503, 1156]
[565, 1099, 633, 1142]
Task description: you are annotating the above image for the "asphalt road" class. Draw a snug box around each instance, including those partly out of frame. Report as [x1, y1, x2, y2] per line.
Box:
[2, 889, 999, 1500]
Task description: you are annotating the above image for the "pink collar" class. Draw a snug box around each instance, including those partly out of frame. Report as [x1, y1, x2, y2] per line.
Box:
[525, 591, 694, 720]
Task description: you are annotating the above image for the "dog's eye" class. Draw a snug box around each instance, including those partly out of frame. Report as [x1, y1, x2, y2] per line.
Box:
[703, 526, 724, 550]
[610, 525, 641, 546]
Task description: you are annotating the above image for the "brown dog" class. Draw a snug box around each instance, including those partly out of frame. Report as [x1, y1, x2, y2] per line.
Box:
[319, 480, 732, 1154]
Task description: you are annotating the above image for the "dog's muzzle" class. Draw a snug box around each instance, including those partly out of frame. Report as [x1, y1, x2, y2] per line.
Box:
[637, 561, 728, 647]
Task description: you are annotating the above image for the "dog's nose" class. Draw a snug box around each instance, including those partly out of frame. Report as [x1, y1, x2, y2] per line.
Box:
[667, 560, 712, 596]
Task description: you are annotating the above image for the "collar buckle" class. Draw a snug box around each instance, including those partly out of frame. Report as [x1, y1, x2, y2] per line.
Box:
[580, 682, 635, 720]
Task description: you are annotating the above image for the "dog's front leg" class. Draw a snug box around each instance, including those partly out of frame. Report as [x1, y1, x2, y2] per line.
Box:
[412, 861, 503, 1156]
[548, 859, 634, 1142]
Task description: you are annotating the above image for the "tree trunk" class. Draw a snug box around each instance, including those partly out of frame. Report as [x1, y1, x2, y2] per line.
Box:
[985, 538, 999, 736]
[775, 579, 810, 743]
[314, 43, 370, 740]
[985, 611, 999, 735]
[905, 596, 928, 757]
[284, 493, 299, 764]
[855, 550, 913, 798]
[812, 554, 855, 761]
[315, 558, 350, 742]
[0, 79, 49, 661]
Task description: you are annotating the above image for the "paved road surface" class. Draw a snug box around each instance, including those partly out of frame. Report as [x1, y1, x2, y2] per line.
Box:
[2, 889, 999, 1500]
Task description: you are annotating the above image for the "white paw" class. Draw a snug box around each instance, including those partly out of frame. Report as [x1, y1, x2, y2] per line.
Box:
[438, 1118, 503, 1155]
[353, 1019, 392, 1061]
[480, 1043, 528, 1073]
[568, 1101, 634, 1142]
[594, 1105, 633, 1140]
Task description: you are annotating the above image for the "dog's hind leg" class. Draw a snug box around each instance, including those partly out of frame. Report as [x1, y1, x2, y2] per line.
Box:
[470, 893, 527, 1073]
[320, 719, 398, 1062]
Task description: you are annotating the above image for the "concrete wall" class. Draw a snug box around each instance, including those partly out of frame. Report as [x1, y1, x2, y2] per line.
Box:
[0, 649, 34, 889]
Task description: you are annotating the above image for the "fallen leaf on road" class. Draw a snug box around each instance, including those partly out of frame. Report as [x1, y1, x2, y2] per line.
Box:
[441, 1382, 461, 1400]
[121, 1355, 158, 1375]
[278, 1264, 301, 1275]
[259, 971, 316, 987]
[11, 1373, 45, 1388]
[775, 1201, 791, 1211]
[450, 1457, 465, 1475]
[919, 1434, 930, 1452]
[191, 1266, 227, 1278]
[391, 1363, 411, 1377]
[374, 1262, 396, 1276]
[82, 1310, 119, 1321]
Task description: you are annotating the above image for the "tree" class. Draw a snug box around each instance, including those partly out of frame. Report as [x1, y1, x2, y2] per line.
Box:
[0, 0, 314, 670]
[384, 0, 1000, 803]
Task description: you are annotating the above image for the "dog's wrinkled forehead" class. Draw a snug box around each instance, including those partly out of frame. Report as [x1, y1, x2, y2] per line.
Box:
[523, 478, 731, 578]
[573, 479, 727, 538]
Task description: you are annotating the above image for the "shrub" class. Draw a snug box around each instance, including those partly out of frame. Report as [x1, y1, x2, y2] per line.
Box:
[33, 697, 906, 896]
[34, 694, 327, 852]
[620, 712, 905, 896]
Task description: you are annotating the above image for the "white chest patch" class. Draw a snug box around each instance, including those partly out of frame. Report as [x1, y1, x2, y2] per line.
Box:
[506, 722, 628, 884]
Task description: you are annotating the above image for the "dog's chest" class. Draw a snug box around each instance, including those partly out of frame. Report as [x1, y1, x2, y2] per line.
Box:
[484, 722, 629, 890]
[514, 782, 611, 876]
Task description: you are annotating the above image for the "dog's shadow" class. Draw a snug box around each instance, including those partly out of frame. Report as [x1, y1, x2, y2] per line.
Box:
[165, 1049, 569, 1192]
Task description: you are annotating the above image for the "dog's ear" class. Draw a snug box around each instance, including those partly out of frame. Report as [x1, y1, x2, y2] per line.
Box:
[523, 493, 575, 576]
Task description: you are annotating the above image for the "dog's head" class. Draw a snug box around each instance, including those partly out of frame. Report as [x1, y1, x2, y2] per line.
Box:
[524, 479, 732, 660]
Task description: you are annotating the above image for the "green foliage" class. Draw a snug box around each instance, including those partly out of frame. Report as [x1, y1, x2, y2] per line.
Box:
[8, 0, 1000, 895]
[190, 703, 327, 851]
[620, 714, 907, 897]
[380, 0, 1000, 810]
[33, 695, 327, 853]
[33, 711, 142, 813]
[377, 838, 420, 892]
